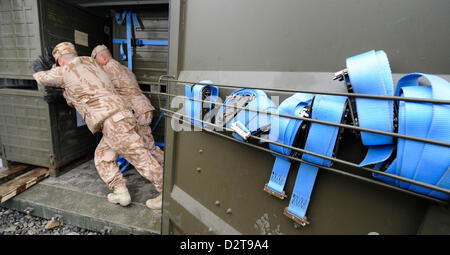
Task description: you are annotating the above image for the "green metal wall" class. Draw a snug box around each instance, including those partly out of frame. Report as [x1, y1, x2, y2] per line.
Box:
[162, 0, 450, 234]
[178, 0, 450, 74]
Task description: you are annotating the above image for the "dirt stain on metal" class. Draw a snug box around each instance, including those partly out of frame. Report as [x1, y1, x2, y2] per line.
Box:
[254, 213, 282, 235]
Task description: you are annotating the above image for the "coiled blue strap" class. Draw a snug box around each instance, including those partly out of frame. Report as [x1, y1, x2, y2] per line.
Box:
[185, 80, 219, 127]
[374, 73, 450, 200]
[346, 50, 394, 167]
[286, 95, 347, 222]
[266, 93, 314, 196]
[217, 89, 277, 142]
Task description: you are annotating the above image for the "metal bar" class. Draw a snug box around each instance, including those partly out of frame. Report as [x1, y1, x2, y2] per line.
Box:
[138, 81, 161, 85]
[144, 91, 450, 148]
[133, 67, 167, 72]
[160, 78, 450, 105]
[162, 108, 450, 195]
[163, 111, 447, 204]
[137, 40, 169, 46]
[112, 38, 127, 44]
[126, 12, 133, 70]
[79, 1, 169, 7]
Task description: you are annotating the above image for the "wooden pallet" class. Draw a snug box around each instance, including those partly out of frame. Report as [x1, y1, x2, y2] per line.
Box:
[0, 164, 35, 185]
[0, 167, 49, 204]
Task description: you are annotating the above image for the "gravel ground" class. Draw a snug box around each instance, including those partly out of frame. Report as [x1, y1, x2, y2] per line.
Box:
[0, 206, 103, 235]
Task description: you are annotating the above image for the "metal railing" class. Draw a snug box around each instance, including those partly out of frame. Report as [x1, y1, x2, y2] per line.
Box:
[143, 77, 450, 204]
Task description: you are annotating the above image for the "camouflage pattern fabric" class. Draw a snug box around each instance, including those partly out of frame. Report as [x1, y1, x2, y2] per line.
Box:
[52, 42, 77, 61]
[33, 55, 163, 192]
[102, 58, 155, 118]
[33, 56, 127, 133]
[100, 58, 164, 166]
[136, 113, 165, 166]
[95, 110, 163, 192]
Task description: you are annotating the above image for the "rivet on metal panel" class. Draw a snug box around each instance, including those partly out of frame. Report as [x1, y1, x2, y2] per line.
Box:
[215, 200, 220, 206]
[196, 167, 201, 172]
[226, 208, 232, 214]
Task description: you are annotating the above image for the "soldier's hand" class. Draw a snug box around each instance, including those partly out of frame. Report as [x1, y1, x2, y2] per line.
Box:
[43, 46, 56, 67]
[33, 47, 55, 73]
[32, 58, 46, 72]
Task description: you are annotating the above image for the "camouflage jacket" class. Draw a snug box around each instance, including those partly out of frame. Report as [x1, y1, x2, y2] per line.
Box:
[33, 56, 129, 133]
[102, 59, 155, 124]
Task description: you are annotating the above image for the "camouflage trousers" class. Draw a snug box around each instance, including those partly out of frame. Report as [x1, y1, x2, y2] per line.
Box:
[94, 110, 163, 192]
[135, 110, 164, 167]
[136, 124, 165, 167]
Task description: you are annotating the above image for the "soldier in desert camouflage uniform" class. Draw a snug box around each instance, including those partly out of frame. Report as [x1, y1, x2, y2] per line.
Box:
[91, 45, 164, 167]
[32, 42, 163, 210]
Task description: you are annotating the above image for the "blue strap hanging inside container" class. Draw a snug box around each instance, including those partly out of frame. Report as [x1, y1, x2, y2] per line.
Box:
[264, 93, 314, 199]
[284, 94, 347, 226]
[344, 50, 395, 168]
[185, 80, 220, 127]
[373, 73, 450, 200]
[112, 10, 168, 70]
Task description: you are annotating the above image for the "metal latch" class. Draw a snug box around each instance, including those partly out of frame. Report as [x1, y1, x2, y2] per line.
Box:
[263, 184, 287, 200]
[231, 121, 251, 141]
[333, 68, 348, 81]
[300, 108, 309, 118]
[333, 68, 359, 130]
[283, 207, 309, 227]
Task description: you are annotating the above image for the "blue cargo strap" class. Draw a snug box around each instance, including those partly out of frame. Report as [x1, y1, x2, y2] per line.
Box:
[217, 89, 277, 142]
[185, 80, 220, 127]
[117, 155, 130, 173]
[265, 93, 314, 199]
[113, 11, 168, 70]
[284, 94, 347, 226]
[345, 50, 395, 167]
[373, 73, 450, 200]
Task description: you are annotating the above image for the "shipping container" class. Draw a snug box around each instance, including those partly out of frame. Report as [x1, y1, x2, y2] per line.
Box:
[161, 0, 450, 235]
[1, 0, 449, 236]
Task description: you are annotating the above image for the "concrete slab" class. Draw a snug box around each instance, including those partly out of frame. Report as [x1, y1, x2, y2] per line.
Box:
[41, 159, 160, 204]
[1, 159, 162, 235]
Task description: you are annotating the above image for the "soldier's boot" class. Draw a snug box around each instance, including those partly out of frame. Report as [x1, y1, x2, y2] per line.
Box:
[107, 185, 131, 206]
[146, 194, 162, 210]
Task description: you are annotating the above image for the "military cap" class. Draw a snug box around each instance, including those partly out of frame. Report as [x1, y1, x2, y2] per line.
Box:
[91, 45, 110, 59]
[52, 42, 77, 61]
